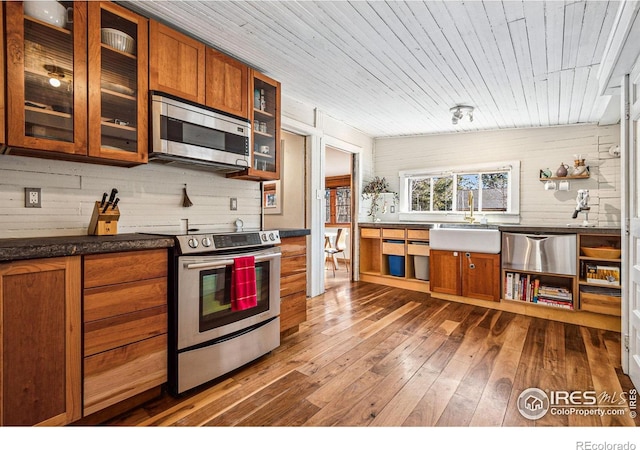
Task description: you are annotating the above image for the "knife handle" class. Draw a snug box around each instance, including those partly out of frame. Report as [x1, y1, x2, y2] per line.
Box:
[107, 188, 118, 204]
[100, 192, 108, 207]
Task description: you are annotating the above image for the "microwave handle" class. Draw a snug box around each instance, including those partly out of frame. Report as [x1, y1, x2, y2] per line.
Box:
[184, 254, 278, 270]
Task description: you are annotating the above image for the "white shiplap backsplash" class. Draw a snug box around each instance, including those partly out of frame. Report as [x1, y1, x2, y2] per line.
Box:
[373, 123, 621, 227]
[0, 154, 261, 238]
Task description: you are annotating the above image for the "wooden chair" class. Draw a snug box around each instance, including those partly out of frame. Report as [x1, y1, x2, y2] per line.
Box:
[324, 228, 349, 276]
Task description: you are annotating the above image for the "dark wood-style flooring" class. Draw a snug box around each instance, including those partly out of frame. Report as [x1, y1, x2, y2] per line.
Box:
[104, 275, 638, 427]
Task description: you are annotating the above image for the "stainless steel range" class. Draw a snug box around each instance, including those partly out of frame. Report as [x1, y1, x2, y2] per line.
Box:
[161, 229, 281, 395]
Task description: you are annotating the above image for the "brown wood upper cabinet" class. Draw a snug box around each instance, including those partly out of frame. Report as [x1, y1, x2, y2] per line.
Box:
[149, 19, 205, 104]
[87, 1, 148, 164]
[5, 1, 88, 156]
[228, 70, 281, 181]
[205, 47, 249, 119]
[0, 256, 82, 426]
[5, 1, 148, 165]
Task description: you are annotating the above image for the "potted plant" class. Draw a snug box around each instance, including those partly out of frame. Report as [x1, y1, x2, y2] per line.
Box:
[362, 176, 397, 222]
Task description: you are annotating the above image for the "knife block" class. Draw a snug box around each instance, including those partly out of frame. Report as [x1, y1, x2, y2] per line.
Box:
[88, 201, 120, 236]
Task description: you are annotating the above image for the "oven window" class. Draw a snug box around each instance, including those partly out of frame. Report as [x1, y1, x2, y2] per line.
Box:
[199, 262, 270, 332]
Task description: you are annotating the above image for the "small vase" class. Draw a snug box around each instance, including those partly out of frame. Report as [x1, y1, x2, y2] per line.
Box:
[556, 163, 569, 177]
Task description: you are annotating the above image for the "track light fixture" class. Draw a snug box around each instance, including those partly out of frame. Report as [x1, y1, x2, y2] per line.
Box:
[450, 105, 474, 125]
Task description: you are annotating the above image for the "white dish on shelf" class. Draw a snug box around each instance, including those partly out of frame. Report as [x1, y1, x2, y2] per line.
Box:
[101, 81, 135, 96]
[101, 28, 135, 55]
[25, 1, 71, 28]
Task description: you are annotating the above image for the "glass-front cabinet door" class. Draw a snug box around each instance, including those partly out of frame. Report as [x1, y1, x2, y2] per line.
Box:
[229, 70, 281, 181]
[5, 1, 87, 155]
[88, 1, 147, 164]
[251, 71, 281, 179]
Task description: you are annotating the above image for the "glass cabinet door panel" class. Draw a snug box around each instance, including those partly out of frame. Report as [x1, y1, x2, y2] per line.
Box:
[24, 19, 74, 142]
[250, 72, 280, 178]
[99, 8, 138, 152]
[88, 1, 147, 164]
[6, 1, 87, 154]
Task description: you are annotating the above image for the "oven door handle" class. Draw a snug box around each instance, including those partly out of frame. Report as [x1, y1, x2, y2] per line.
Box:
[184, 255, 278, 270]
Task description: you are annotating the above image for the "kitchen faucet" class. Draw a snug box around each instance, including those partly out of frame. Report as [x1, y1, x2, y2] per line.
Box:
[463, 191, 476, 223]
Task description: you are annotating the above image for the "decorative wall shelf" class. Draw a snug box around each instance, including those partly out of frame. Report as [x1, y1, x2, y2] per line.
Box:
[539, 169, 590, 181]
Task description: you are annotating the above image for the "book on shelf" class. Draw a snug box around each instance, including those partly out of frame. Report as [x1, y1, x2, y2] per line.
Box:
[585, 264, 620, 286]
[532, 279, 540, 303]
[503, 272, 538, 302]
[536, 297, 574, 310]
[505, 273, 514, 300]
[503, 272, 572, 304]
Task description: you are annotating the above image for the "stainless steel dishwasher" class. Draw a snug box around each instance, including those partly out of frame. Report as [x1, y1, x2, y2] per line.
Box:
[502, 232, 577, 275]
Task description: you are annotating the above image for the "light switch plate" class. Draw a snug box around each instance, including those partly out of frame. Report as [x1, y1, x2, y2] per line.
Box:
[25, 187, 41, 208]
[230, 197, 238, 211]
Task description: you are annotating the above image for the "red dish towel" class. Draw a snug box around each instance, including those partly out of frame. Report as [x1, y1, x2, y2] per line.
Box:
[231, 256, 258, 311]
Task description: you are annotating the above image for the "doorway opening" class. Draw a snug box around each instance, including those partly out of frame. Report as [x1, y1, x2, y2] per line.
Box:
[324, 146, 353, 288]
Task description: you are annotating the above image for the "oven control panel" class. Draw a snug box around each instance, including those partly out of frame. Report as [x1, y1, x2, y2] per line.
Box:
[175, 230, 280, 254]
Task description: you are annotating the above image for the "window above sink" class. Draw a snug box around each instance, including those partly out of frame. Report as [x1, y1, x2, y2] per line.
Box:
[398, 160, 521, 224]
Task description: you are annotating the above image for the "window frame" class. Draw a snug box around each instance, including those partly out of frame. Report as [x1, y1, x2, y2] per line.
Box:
[398, 160, 521, 223]
[325, 175, 352, 225]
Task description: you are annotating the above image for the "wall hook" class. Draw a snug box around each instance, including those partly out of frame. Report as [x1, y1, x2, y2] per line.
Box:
[182, 184, 193, 207]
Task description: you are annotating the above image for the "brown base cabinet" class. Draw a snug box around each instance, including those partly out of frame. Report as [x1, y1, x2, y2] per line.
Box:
[82, 249, 168, 416]
[279, 236, 307, 335]
[0, 256, 82, 426]
[428, 250, 461, 296]
[429, 250, 501, 302]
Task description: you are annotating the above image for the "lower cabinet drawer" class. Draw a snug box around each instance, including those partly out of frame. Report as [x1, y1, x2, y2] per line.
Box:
[84, 278, 167, 322]
[84, 305, 167, 357]
[83, 334, 167, 416]
[382, 228, 405, 239]
[407, 243, 430, 256]
[580, 291, 621, 316]
[407, 229, 430, 240]
[382, 242, 404, 256]
[280, 272, 306, 298]
[281, 254, 307, 277]
[361, 228, 381, 238]
[280, 291, 307, 332]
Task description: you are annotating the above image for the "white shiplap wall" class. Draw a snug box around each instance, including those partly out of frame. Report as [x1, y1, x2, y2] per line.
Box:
[0, 155, 261, 238]
[373, 123, 621, 227]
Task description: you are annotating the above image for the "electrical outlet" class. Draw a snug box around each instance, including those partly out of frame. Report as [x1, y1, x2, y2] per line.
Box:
[25, 187, 42, 208]
[230, 197, 238, 211]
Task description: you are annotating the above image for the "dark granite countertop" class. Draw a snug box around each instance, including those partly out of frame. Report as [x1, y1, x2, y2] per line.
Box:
[278, 228, 311, 238]
[0, 229, 311, 262]
[0, 234, 175, 262]
[358, 222, 621, 235]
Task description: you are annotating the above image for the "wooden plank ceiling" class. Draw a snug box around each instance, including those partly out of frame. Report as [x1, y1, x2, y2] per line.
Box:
[123, 1, 621, 138]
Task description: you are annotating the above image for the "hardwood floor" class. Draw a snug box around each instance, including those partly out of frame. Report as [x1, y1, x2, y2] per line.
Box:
[104, 280, 638, 427]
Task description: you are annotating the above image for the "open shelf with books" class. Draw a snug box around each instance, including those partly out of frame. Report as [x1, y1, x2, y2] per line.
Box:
[502, 270, 576, 311]
[578, 233, 621, 316]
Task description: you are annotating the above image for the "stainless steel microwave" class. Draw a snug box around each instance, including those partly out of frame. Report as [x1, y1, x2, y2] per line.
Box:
[149, 92, 250, 171]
